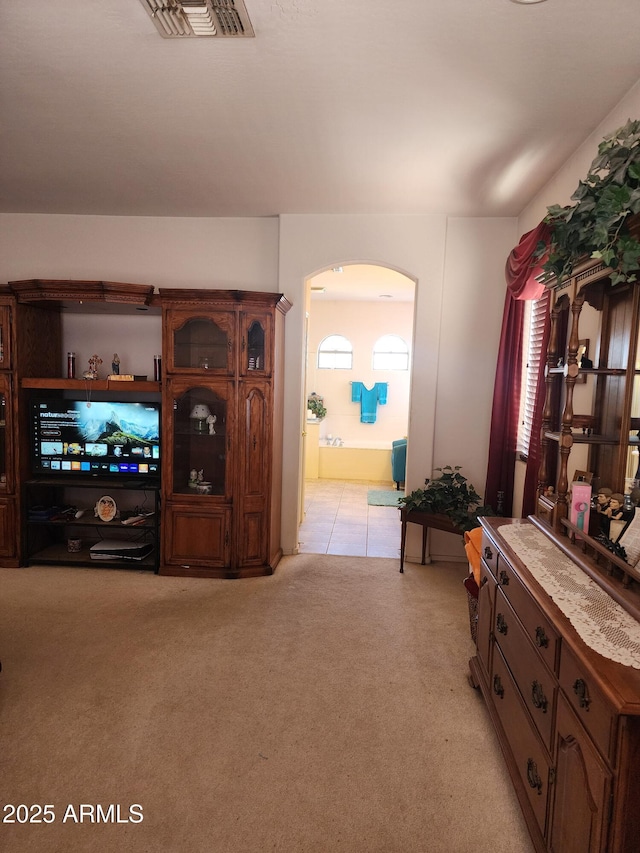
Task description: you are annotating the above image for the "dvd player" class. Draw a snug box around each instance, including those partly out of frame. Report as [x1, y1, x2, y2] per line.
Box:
[89, 540, 153, 560]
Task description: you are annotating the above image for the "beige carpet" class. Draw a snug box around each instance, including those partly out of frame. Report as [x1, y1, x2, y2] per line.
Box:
[0, 555, 533, 853]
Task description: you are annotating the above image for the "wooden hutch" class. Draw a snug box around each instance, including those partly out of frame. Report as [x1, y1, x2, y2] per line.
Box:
[470, 246, 640, 852]
[536, 257, 639, 532]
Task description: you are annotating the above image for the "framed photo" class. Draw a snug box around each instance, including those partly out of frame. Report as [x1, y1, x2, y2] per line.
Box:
[576, 339, 591, 383]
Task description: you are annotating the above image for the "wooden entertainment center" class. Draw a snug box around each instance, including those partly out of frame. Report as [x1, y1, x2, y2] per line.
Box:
[0, 279, 290, 578]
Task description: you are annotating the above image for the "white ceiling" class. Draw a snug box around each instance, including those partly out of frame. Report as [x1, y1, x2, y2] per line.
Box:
[2, 0, 640, 223]
[309, 264, 414, 302]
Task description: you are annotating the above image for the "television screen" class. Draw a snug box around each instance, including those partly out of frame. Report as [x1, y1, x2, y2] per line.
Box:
[30, 399, 161, 481]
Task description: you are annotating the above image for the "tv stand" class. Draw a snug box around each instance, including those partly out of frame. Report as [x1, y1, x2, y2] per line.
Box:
[24, 477, 160, 572]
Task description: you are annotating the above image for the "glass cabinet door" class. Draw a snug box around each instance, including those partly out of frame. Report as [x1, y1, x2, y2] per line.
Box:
[168, 381, 233, 499]
[167, 312, 235, 374]
[240, 312, 272, 376]
[625, 332, 640, 488]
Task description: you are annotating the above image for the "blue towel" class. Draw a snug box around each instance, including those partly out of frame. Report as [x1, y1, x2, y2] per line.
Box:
[351, 382, 388, 423]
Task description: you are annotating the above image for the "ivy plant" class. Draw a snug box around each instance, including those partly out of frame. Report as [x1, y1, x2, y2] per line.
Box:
[398, 466, 494, 533]
[539, 119, 640, 286]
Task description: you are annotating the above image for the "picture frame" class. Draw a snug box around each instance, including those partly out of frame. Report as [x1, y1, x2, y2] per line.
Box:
[576, 338, 591, 383]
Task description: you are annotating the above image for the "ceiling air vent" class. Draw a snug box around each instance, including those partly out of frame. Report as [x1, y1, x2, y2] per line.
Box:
[139, 0, 255, 38]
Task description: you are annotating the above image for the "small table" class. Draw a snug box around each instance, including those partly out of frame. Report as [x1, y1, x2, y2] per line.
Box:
[399, 509, 462, 572]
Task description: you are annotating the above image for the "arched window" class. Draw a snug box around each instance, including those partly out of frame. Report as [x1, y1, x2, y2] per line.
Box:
[318, 334, 353, 369]
[372, 335, 409, 370]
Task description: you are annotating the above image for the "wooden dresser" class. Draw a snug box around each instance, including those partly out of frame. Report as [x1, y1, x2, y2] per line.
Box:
[469, 516, 640, 853]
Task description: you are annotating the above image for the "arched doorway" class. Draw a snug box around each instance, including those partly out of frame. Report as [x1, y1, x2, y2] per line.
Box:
[299, 263, 416, 557]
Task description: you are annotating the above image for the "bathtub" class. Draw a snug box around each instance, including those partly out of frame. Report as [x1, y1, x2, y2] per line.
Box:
[317, 441, 392, 482]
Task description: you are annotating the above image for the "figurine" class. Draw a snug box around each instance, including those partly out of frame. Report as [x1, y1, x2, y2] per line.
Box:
[207, 414, 217, 435]
[595, 487, 613, 513]
[112, 353, 120, 374]
[189, 469, 198, 488]
[604, 494, 625, 520]
[592, 487, 613, 535]
[83, 353, 103, 380]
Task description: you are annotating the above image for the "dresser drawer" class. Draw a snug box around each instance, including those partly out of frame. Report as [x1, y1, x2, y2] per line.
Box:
[495, 588, 556, 752]
[491, 646, 551, 837]
[495, 555, 560, 676]
[481, 532, 499, 579]
[559, 643, 616, 762]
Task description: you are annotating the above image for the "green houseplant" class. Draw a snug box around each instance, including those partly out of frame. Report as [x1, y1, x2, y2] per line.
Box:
[398, 466, 494, 533]
[538, 119, 640, 286]
[307, 392, 327, 420]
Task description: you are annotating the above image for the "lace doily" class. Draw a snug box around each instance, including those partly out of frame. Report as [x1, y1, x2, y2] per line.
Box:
[498, 521, 640, 669]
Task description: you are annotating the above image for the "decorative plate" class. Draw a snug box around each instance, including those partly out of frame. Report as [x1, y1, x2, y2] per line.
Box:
[95, 495, 117, 522]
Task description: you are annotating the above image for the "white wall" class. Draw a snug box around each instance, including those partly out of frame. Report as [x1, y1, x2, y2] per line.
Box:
[279, 214, 516, 561]
[431, 217, 517, 556]
[0, 213, 279, 289]
[519, 80, 640, 232]
[0, 211, 517, 564]
[307, 299, 413, 447]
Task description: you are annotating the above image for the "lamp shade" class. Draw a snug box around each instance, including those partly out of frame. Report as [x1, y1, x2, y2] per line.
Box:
[190, 404, 211, 420]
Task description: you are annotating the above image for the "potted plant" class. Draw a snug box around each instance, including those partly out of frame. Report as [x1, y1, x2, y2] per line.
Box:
[538, 119, 640, 286]
[398, 466, 494, 534]
[307, 392, 327, 420]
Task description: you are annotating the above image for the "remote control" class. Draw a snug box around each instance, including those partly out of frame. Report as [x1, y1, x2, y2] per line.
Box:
[122, 515, 144, 525]
[122, 512, 154, 525]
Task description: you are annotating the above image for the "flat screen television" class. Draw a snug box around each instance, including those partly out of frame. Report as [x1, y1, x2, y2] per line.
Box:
[30, 398, 161, 482]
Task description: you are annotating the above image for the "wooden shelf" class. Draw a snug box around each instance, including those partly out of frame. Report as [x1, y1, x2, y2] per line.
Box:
[21, 378, 160, 392]
[26, 542, 156, 570]
[27, 476, 160, 490]
[548, 366, 627, 376]
[544, 431, 620, 445]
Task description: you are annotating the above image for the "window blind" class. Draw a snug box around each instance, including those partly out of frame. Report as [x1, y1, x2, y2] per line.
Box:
[517, 293, 548, 458]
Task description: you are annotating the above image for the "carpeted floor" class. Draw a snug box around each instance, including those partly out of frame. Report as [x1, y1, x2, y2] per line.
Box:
[0, 556, 533, 853]
[367, 488, 404, 506]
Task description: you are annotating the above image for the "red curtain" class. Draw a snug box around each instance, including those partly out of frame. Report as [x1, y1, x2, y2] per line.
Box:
[485, 222, 551, 516]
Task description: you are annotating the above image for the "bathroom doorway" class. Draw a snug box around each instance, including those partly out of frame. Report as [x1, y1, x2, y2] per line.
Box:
[300, 263, 416, 556]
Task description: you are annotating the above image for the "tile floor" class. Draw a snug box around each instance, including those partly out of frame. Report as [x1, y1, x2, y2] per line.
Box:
[298, 479, 402, 558]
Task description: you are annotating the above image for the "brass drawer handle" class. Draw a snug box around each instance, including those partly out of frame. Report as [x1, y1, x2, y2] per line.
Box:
[573, 678, 591, 711]
[499, 570, 509, 586]
[535, 626, 549, 649]
[484, 546, 493, 561]
[527, 758, 543, 795]
[496, 613, 508, 635]
[493, 674, 504, 699]
[531, 680, 548, 714]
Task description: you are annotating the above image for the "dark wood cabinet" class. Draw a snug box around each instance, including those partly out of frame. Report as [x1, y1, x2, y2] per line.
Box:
[470, 516, 640, 853]
[551, 693, 612, 853]
[159, 289, 290, 578]
[537, 259, 640, 532]
[0, 286, 64, 566]
[0, 280, 290, 578]
[0, 305, 12, 370]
